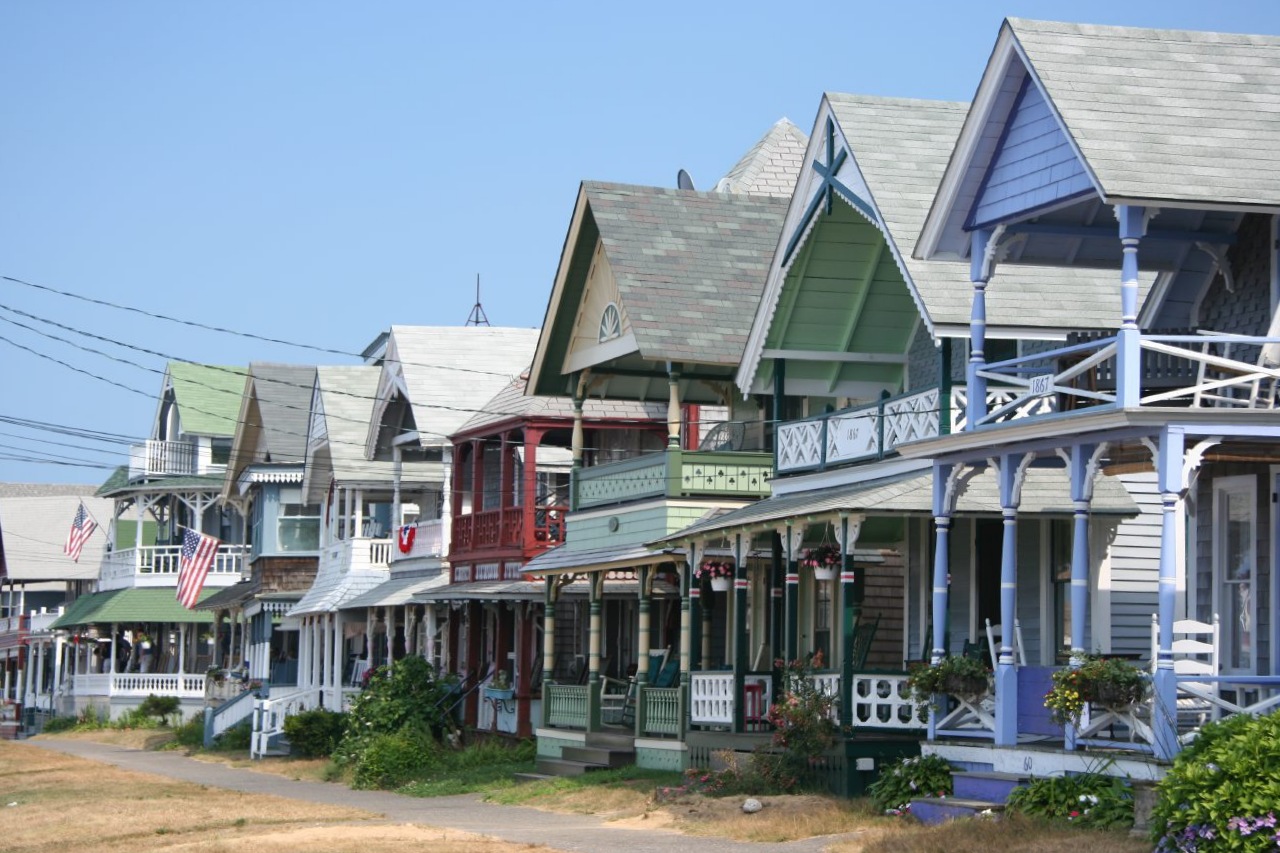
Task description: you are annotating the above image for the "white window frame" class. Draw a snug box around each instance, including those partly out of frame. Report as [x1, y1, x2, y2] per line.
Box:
[1212, 475, 1258, 675]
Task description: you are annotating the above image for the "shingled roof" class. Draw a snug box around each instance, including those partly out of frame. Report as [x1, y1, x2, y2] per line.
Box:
[455, 373, 666, 436]
[716, 119, 808, 198]
[167, 362, 247, 438]
[1007, 18, 1280, 207]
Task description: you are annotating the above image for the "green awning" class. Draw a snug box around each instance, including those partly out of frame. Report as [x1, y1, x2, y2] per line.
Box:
[49, 588, 217, 629]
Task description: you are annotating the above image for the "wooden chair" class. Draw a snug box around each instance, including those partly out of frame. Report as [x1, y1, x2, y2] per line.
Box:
[850, 614, 880, 671]
[984, 618, 1027, 668]
[1152, 613, 1221, 736]
[1193, 308, 1280, 408]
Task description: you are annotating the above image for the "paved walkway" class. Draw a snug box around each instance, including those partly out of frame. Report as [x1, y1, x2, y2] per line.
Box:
[28, 738, 853, 853]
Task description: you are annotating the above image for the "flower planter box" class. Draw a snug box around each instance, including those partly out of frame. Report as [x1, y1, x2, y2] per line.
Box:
[812, 567, 836, 581]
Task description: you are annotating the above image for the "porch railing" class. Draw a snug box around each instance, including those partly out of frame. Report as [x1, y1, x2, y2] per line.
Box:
[204, 687, 258, 747]
[128, 439, 197, 480]
[71, 672, 206, 699]
[639, 686, 681, 736]
[689, 672, 734, 726]
[574, 449, 773, 511]
[251, 687, 320, 758]
[98, 544, 247, 591]
[392, 518, 444, 562]
[775, 386, 1053, 474]
[849, 672, 921, 730]
[973, 331, 1280, 427]
[545, 683, 589, 729]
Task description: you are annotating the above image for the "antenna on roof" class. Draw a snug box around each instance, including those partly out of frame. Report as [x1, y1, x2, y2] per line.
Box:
[677, 169, 695, 191]
[465, 274, 490, 326]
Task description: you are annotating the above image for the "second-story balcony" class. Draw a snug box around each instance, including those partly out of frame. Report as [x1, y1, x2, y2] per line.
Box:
[452, 504, 568, 553]
[573, 448, 774, 511]
[99, 544, 247, 591]
[775, 385, 1057, 474]
[391, 518, 446, 563]
[128, 439, 197, 480]
[320, 535, 393, 574]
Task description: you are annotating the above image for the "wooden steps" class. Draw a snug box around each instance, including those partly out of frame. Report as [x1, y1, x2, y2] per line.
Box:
[534, 733, 636, 777]
[910, 770, 1028, 824]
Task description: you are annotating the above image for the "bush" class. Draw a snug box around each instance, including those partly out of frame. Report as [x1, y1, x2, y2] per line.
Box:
[762, 652, 839, 789]
[867, 754, 953, 815]
[284, 709, 347, 758]
[41, 715, 79, 733]
[351, 725, 439, 790]
[137, 694, 182, 725]
[170, 715, 205, 750]
[337, 656, 456, 761]
[113, 706, 162, 730]
[1152, 710, 1280, 851]
[1007, 771, 1134, 829]
[211, 719, 252, 751]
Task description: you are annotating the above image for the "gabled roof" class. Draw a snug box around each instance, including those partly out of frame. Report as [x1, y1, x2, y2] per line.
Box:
[306, 365, 392, 492]
[223, 363, 316, 499]
[715, 119, 808, 198]
[529, 183, 788, 397]
[0, 492, 111, 582]
[369, 326, 539, 452]
[737, 94, 1148, 396]
[165, 363, 247, 438]
[1009, 19, 1280, 208]
[454, 374, 666, 437]
[917, 19, 1280, 262]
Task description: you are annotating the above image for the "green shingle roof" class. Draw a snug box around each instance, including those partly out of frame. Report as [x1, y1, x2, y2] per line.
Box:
[169, 362, 247, 437]
[49, 588, 217, 628]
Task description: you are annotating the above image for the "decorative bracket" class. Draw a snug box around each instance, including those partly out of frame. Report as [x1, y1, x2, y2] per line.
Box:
[1195, 242, 1235, 293]
[1182, 437, 1222, 494]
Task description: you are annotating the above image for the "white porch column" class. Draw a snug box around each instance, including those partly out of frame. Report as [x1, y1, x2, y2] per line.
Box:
[333, 611, 345, 694]
[178, 624, 187, 674]
[966, 229, 993, 428]
[109, 623, 118, 675]
[354, 489, 365, 538]
[666, 364, 682, 447]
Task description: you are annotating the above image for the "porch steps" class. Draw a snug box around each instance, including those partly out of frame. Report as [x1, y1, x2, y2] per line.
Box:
[535, 733, 636, 777]
[909, 771, 1028, 825]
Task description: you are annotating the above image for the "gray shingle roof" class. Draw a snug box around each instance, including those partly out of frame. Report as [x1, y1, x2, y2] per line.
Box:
[826, 93, 1150, 330]
[245, 363, 316, 463]
[1008, 18, 1280, 207]
[455, 374, 667, 435]
[313, 365, 395, 486]
[716, 119, 809, 198]
[0, 493, 112, 581]
[386, 326, 540, 445]
[584, 182, 789, 365]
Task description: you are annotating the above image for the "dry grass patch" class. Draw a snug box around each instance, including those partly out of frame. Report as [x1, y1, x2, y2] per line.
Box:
[656, 793, 872, 842]
[190, 750, 335, 783]
[44, 727, 177, 751]
[829, 813, 1151, 853]
[131, 824, 561, 853]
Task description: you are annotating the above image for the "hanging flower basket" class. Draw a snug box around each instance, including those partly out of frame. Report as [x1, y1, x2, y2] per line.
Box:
[696, 558, 734, 591]
[801, 544, 841, 580]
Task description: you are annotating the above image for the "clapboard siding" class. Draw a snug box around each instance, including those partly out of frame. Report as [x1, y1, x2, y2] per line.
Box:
[1107, 472, 1162, 656]
[971, 78, 1092, 228]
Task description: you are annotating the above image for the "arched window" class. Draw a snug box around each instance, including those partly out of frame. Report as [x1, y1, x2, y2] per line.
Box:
[598, 303, 622, 343]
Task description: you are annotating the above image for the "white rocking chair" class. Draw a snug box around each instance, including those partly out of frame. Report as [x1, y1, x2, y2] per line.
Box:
[985, 618, 1027, 668]
[1151, 613, 1221, 739]
[1193, 308, 1280, 408]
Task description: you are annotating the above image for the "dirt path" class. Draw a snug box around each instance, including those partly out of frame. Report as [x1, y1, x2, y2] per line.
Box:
[28, 738, 852, 853]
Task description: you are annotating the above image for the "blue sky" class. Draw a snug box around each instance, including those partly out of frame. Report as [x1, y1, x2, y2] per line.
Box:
[2, 1, 1278, 484]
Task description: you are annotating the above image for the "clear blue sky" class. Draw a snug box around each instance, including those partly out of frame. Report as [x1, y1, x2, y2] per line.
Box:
[2, 1, 1278, 484]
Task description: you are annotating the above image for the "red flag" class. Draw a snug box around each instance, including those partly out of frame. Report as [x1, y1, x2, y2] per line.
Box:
[64, 502, 98, 563]
[176, 528, 219, 609]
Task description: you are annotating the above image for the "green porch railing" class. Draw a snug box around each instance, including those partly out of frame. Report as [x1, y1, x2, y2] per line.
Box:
[574, 448, 773, 511]
[639, 687, 681, 737]
[545, 683, 589, 730]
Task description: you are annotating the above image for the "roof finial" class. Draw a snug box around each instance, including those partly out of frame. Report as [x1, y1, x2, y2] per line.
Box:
[465, 273, 490, 326]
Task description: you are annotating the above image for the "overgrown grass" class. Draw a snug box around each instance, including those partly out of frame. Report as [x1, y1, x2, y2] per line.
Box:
[487, 766, 682, 808]
[837, 812, 1150, 853]
[390, 737, 540, 797]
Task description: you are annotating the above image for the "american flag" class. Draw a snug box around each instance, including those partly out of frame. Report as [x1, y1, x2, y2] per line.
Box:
[64, 502, 98, 563]
[176, 528, 220, 609]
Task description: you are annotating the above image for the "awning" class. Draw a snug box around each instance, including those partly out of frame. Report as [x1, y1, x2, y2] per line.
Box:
[290, 568, 388, 617]
[522, 543, 681, 577]
[343, 572, 451, 609]
[192, 580, 255, 612]
[48, 588, 217, 629]
[654, 466, 1138, 544]
[412, 579, 545, 603]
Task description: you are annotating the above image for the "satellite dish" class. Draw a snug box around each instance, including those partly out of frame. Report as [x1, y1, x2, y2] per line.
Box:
[677, 169, 695, 191]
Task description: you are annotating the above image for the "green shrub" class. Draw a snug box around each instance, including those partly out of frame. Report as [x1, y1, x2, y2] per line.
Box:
[867, 753, 953, 815]
[1007, 771, 1134, 829]
[337, 657, 456, 761]
[170, 715, 205, 750]
[1152, 709, 1280, 852]
[211, 719, 252, 752]
[137, 694, 182, 725]
[351, 725, 439, 790]
[40, 715, 79, 733]
[113, 706, 162, 730]
[284, 709, 347, 758]
[905, 655, 991, 721]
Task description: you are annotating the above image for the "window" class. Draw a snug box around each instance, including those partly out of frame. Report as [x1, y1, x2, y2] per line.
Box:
[1213, 476, 1256, 673]
[278, 502, 321, 552]
[598, 303, 622, 343]
[210, 438, 232, 466]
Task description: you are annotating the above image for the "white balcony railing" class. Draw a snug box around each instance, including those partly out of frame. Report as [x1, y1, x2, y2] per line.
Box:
[391, 519, 445, 563]
[319, 536, 394, 574]
[71, 672, 206, 699]
[128, 439, 198, 480]
[98, 544, 247, 591]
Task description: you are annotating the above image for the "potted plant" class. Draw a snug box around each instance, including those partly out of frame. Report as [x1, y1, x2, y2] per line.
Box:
[696, 558, 735, 591]
[800, 544, 842, 581]
[484, 669, 514, 700]
[906, 655, 992, 720]
[1044, 656, 1149, 725]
